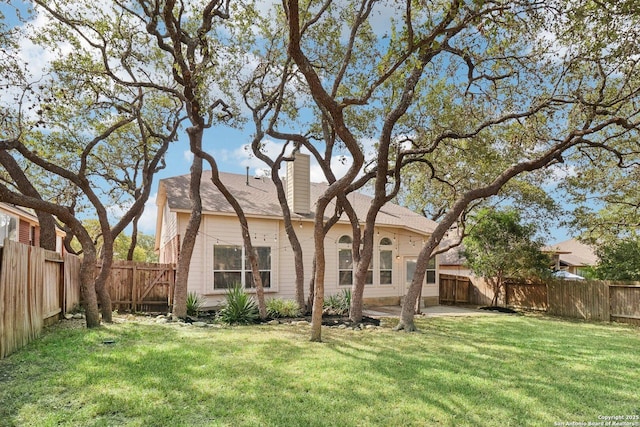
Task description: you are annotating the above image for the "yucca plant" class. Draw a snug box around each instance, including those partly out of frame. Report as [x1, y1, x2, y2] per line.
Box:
[266, 298, 301, 318]
[217, 285, 259, 325]
[186, 292, 204, 317]
[323, 289, 351, 315]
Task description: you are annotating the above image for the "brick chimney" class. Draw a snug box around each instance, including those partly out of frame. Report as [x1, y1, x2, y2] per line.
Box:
[286, 153, 310, 215]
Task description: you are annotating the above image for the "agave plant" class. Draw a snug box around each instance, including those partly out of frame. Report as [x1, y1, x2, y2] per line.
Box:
[217, 285, 259, 325]
[323, 289, 351, 315]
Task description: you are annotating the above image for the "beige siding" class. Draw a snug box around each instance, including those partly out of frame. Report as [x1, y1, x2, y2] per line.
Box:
[161, 203, 178, 246]
[158, 202, 179, 264]
[179, 213, 436, 307]
[195, 215, 281, 308]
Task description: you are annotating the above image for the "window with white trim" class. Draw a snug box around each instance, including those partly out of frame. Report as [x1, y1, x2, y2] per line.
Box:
[426, 256, 436, 284]
[245, 246, 271, 289]
[338, 235, 373, 286]
[379, 237, 393, 285]
[364, 257, 373, 286]
[213, 245, 271, 290]
[338, 235, 352, 286]
[0, 212, 17, 246]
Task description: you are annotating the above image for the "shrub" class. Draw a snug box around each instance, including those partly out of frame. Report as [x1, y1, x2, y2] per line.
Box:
[266, 298, 301, 318]
[323, 289, 351, 315]
[217, 285, 259, 325]
[186, 292, 204, 317]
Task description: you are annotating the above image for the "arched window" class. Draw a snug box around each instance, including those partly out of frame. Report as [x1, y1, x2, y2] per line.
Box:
[338, 235, 353, 244]
[379, 237, 393, 285]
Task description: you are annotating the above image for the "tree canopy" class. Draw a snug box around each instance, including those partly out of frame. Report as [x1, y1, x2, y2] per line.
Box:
[463, 208, 551, 305]
[592, 238, 640, 281]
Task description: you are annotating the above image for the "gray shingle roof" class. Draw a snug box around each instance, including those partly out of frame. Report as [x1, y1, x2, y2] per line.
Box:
[160, 171, 437, 235]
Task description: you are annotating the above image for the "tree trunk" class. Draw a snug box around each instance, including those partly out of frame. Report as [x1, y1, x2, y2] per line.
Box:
[350, 259, 368, 322]
[95, 234, 114, 323]
[395, 236, 442, 332]
[245, 242, 268, 319]
[35, 211, 58, 251]
[79, 248, 101, 327]
[490, 276, 501, 306]
[415, 286, 423, 315]
[172, 151, 203, 319]
[127, 215, 140, 261]
[310, 220, 326, 341]
[306, 257, 316, 313]
[396, 279, 422, 332]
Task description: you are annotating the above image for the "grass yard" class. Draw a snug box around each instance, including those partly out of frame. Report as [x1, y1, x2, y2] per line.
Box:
[0, 313, 639, 427]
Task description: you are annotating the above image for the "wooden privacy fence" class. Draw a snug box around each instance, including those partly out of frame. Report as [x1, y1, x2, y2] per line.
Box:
[98, 260, 176, 313]
[505, 280, 548, 311]
[0, 240, 81, 359]
[441, 273, 640, 326]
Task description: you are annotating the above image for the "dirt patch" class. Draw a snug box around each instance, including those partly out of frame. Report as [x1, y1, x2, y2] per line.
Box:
[319, 315, 380, 327]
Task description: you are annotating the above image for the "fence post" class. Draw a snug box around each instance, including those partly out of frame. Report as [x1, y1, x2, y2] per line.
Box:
[604, 281, 611, 322]
[132, 263, 138, 312]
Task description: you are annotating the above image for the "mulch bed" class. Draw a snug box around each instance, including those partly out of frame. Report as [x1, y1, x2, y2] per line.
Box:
[479, 306, 519, 314]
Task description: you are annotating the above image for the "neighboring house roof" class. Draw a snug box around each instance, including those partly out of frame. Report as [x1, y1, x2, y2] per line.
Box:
[159, 171, 437, 235]
[543, 238, 598, 267]
[0, 202, 40, 223]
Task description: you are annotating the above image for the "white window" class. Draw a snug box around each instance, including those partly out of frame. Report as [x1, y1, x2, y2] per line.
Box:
[379, 237, 393, 285]
[338, 235, 373, 286]
[0, 212, 17, 245]
[426, 256, 436, 284]
[338, 235, 353, 286]
[213, 245, 271, 290]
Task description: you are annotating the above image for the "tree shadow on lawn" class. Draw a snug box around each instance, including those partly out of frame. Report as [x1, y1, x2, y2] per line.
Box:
[321, 316, 640, 426]
[1, 316, 639, 426]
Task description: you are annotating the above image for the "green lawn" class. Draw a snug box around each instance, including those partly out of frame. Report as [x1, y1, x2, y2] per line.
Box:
[1, 314, 638, 427]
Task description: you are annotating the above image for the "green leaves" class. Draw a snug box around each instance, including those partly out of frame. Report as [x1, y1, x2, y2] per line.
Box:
[593, 238, 640, 281]
[217, 285, 259, 325]
[463, 208, 551, 285]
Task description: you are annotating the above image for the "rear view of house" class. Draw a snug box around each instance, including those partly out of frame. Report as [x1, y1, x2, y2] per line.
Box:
[155, 155, 440, 309]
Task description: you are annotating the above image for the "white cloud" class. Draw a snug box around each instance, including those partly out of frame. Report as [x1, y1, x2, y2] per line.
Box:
[232, 139, 292, 176]
[183, 150, 194, 163]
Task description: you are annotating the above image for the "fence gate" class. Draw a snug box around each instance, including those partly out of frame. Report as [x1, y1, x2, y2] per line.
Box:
[101, 261, 176, 312]
[439, 274, 470, 305]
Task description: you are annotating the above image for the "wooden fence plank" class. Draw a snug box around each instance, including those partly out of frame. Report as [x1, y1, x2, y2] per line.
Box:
[610, 283, 640, 326]
[0, 241, 81, 359]
[505, 281, 547, 310]
[64, 253, 81, 313]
